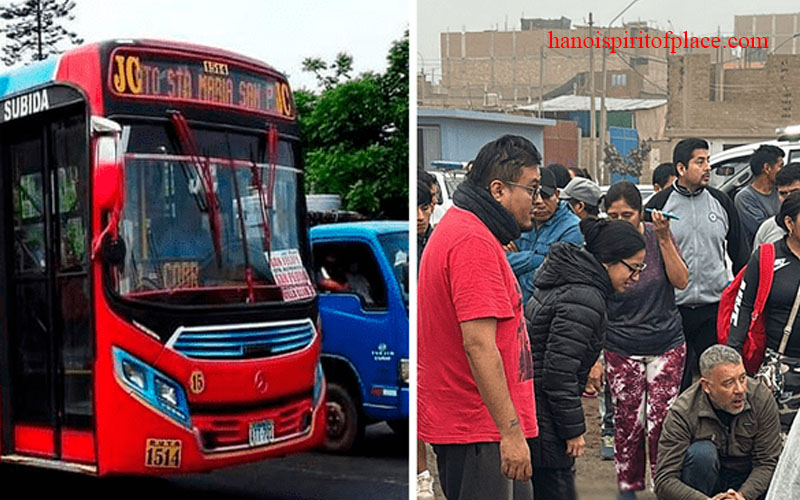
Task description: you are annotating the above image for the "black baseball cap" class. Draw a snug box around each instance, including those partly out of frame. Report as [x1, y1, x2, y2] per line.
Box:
[539, 167, 558, 197]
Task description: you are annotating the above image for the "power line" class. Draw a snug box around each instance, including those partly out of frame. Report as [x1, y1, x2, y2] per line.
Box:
[613, 51, 668, 93]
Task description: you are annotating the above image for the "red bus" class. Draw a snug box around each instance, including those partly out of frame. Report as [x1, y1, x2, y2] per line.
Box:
[0, 40, 326, 475]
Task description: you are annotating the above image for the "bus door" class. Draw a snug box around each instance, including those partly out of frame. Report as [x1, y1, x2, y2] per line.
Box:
[0, 105, 94, 463]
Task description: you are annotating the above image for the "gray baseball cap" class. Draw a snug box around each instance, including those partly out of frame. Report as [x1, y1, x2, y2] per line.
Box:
[559, 177, 602, 206]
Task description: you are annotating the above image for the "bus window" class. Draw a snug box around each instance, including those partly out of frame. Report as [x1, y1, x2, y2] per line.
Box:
[9, 131, 52, 423]
[12, 138, 46, 275]
[53, 114, 89, 271]
[51, 112, 92, 428]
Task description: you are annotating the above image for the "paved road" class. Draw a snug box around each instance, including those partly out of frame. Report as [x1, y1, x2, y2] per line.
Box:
[2, 423, 409, 500]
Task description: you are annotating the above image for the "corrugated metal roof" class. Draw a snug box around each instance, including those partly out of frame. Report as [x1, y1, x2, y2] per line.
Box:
[517, 95, 667, 112]
[419, 108, 556, 126]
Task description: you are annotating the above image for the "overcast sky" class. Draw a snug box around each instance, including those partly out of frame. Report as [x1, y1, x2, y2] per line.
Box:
[419, 0, 800, 69]
[14, 0, 409, 91]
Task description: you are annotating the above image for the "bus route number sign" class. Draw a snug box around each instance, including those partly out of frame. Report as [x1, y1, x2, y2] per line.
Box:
[108, 49, 295, 119]
[145, 438, 182, 468]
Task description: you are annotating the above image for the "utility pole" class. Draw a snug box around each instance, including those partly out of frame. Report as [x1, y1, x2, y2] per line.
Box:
[600, 26, 608, 185]
[539, 46, 545, 118]
[599, 0, 641, 182]
[716, 26, 724, 102]
[589, 13, 597, 180]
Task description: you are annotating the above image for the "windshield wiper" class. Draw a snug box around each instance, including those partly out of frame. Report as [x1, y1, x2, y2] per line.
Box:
[168, 111, 223, 268]
[225, 134, 256, 303]
[248, 145, 270, 252]
[260, 126, 279, 258]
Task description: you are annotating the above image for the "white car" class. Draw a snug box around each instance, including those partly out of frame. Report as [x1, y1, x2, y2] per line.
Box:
[599, 183, 656, 208]
[427, 165, 467, 226]
[709, 135, 800, 199]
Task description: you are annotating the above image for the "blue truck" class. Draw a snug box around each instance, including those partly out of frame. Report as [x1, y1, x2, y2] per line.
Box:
[309, 221, 409, 452]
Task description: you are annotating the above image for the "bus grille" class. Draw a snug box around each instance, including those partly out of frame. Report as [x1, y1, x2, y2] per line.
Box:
[170, 320, 315, 360]
[192, 396, 314, 452]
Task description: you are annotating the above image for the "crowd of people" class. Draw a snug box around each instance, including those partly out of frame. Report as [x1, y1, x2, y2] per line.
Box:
[417, 134, 800, 500]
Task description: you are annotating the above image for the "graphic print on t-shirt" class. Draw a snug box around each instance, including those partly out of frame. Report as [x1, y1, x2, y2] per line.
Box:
[516, 282, 534, 382]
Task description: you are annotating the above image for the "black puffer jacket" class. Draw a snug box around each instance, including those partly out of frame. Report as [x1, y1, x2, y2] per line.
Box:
[525, 242, 613, 468]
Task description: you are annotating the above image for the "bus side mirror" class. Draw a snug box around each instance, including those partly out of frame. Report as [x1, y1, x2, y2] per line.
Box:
[92, 116, 124, 212]
[102, 232, 127, 267]
[95, 157, 124, 212]
[91, 117, 125, 261]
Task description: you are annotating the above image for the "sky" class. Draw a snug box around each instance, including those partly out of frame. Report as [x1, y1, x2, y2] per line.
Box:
[419, 0, 800, 72]
[3, 0, 409, 91]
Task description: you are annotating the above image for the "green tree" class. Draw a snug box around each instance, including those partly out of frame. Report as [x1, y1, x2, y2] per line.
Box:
[0, 0, 83, 66]
[297, 30, 408, 219]
[302, 51, 353, 90]
[604, 139, 652, 178]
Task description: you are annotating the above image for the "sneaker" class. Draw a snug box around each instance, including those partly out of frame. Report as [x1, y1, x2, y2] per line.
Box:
[617, 491, 637, 500]
[417, 469, 435, 500]
[601, 435, 614, 460]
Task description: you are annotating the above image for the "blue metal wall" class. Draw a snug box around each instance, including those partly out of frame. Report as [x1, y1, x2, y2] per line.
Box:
[418, 115, 547, 164]
[609, 126, 639, 184]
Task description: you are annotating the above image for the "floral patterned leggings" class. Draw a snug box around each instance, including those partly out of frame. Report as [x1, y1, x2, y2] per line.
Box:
[605, 343, 686, 492]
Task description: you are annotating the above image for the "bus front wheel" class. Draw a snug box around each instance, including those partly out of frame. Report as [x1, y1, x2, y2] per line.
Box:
[323, 382, 362, 453]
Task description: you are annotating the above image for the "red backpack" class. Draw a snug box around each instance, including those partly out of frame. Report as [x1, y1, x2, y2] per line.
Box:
[717, 243, 775, 374]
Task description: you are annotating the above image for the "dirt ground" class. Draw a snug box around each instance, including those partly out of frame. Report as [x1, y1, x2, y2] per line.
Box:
[425, 396, 657, 500]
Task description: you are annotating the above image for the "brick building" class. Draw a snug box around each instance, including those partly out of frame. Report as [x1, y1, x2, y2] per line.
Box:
[421, 19, 679, 110]
[734, 12, 800, 65]
[665, 53, 800, 156]
[518, 95, 667, 183]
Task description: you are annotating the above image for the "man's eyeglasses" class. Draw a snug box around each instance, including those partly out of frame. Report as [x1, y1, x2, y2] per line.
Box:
[619, 259, 647, 279]
[505, 181, 552, 199]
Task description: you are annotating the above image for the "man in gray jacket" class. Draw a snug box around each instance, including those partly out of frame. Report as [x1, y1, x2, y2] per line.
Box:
[752, 163, 800, 250]
[646, 138, 750, 391]
[655, 345, 781, 500]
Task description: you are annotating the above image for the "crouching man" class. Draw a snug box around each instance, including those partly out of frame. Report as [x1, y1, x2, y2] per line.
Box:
[655, 345, 781, 500]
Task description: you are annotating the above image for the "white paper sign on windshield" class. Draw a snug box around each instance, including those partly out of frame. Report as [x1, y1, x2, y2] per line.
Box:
[268, 249, 315, 301]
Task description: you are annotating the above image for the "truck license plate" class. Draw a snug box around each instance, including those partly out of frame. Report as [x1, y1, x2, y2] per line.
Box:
[249, 420, 275, 447]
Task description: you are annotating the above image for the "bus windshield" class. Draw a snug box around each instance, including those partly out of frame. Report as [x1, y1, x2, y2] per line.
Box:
[110, 125, 313, 305]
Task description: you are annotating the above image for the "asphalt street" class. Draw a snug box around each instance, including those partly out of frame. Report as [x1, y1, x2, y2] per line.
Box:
[0, 423, 409, 499]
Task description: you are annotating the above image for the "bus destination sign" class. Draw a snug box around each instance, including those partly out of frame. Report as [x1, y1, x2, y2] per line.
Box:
[108, 49, 295, 119]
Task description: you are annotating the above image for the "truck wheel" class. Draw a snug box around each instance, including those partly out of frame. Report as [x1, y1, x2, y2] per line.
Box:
[323, 382, 361, 453]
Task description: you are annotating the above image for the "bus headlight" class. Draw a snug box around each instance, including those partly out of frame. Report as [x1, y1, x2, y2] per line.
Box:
[113, 347, 191, 429]
[399, 358, 409, 385]
[312, 362, 325, 408]
[121, 359, 147, 391]
[155, 377, 179, 407]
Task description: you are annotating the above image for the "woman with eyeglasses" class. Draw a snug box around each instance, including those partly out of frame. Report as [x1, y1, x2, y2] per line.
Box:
[525, 215, 646, 499]
[602, 180, 689, 500]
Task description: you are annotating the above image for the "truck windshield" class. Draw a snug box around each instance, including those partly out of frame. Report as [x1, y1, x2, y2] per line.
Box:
[108, 123, 314, 305]
[377, 231, 408, 307]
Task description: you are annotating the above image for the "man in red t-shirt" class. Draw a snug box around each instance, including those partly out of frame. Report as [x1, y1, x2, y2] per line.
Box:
[419, 135, 541, 500]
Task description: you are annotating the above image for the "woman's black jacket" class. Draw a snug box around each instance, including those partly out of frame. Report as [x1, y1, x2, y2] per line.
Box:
[525, 242, 613, 469]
